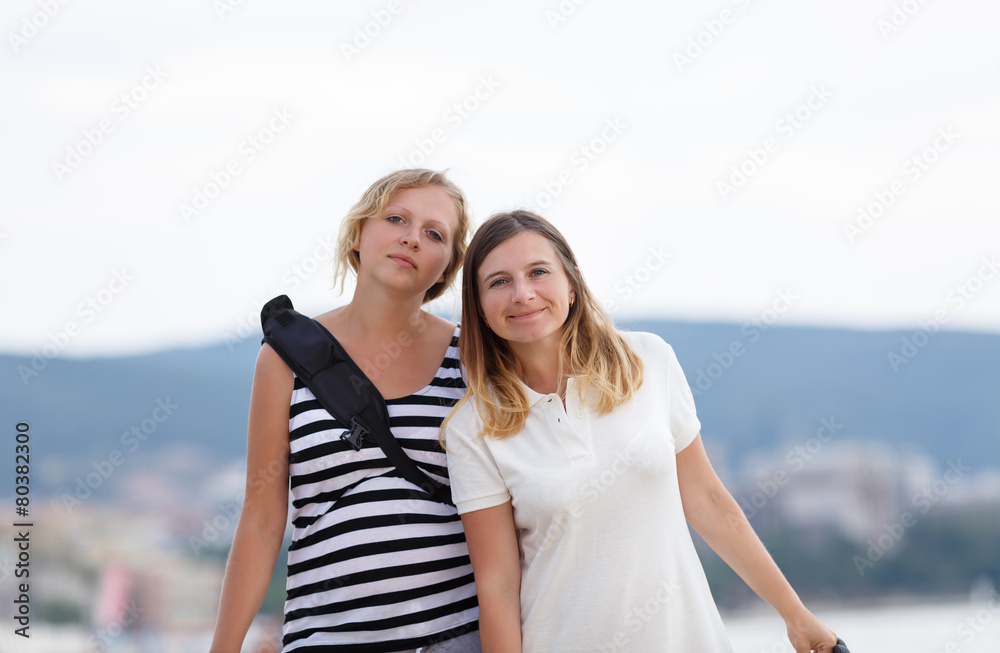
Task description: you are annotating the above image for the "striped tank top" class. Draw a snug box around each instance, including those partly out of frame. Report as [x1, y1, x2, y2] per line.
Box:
[282, 325, 479, 652]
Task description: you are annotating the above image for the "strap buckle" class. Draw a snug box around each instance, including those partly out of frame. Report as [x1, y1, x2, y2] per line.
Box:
[341, 416, 369, 451]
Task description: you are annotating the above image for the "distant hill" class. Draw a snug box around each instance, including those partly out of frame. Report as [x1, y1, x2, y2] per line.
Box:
[3, 321, 999, 497]
[622, 320, 1000, 473]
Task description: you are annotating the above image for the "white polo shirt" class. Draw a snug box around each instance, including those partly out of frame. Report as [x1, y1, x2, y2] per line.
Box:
[444, 331, 733, 652]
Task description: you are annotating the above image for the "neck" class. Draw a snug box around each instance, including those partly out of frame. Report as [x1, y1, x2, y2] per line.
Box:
[340, 280, 430, 341]
[510, 338, 564, 396]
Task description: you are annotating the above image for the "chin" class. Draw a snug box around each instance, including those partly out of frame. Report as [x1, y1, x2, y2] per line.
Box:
[508, 327, 559, 346]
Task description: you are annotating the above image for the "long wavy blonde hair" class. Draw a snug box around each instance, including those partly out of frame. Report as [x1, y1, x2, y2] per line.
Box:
[454, 210, 644, 439]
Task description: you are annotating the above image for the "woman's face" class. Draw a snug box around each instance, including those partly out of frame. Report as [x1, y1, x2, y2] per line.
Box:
[477, 230, 575, 352]
[355, 185, 459, 298]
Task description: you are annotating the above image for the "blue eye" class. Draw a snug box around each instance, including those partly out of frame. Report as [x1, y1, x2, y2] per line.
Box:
[530, 268, 548, 277]
[387, 215, 404, 223]
[428, 230, 443, 242]
[489, 278, 507, 288]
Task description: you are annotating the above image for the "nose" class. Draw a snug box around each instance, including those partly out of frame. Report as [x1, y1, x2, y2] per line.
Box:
[400, 226, 420, 249]
[511, 276, 535, 303]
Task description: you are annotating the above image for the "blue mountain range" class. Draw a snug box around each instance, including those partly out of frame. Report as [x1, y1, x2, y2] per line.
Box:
[3, 320, 998, 497]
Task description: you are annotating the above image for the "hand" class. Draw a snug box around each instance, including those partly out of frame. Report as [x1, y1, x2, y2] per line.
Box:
[785, 610, 838, 653]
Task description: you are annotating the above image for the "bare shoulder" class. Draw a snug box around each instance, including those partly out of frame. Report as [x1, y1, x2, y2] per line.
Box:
[253, 342, 294, 394]
[423, 311, 458, 343]
[256, 340, 290, 371]
[245, 344, 292, 507]
[311, 305, 348, 334]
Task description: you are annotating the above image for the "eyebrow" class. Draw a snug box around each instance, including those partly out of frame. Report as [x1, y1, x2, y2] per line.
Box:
[480, 259, 554, 284]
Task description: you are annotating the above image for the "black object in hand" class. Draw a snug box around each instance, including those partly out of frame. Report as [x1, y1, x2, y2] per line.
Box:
[832, 638, 851, 653]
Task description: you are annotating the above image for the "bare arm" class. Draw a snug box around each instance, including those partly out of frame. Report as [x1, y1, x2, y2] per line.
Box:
[460, 501, 522, 653]
[677, 434, 838, 653]
[210, 344, 292, 653]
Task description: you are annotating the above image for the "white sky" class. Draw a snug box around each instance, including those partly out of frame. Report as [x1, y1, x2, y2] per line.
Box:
[2, 0, 998, 357]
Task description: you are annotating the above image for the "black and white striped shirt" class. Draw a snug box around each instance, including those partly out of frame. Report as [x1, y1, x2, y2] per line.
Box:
[282, 326, 479, 652]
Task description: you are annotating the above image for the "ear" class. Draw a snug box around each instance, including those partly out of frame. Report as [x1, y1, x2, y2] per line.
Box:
[353, 218, 369, 253]
[569, 289, 576, 306]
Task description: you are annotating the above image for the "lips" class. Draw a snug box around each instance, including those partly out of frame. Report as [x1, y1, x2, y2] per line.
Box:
[508, 308, 545, 320]
[389, 253, 417, 269]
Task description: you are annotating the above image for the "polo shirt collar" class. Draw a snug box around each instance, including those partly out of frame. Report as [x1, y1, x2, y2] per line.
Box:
[518, 377, 577, 407]
[519, 380, 547, 407]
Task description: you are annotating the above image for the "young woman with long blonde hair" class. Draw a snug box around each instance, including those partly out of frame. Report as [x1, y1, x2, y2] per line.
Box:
[443, 210, 838, 652]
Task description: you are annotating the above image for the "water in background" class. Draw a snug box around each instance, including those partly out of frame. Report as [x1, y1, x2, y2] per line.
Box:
[725, 598, 1000, 653]
[2, 599, 999, 651]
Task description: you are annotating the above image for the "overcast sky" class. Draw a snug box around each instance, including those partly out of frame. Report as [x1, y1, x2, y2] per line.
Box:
[2, 0, 998, 358]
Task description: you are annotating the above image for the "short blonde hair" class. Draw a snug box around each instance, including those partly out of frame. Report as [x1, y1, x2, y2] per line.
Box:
[334, 169, 471, 303]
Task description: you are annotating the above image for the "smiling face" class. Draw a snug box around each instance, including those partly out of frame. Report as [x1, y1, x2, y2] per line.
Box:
[477, 230, 576, 354]
[355, 185, 460, 299]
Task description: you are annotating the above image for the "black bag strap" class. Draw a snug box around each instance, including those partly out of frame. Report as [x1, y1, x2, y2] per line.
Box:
[260, 295, 451, 504]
